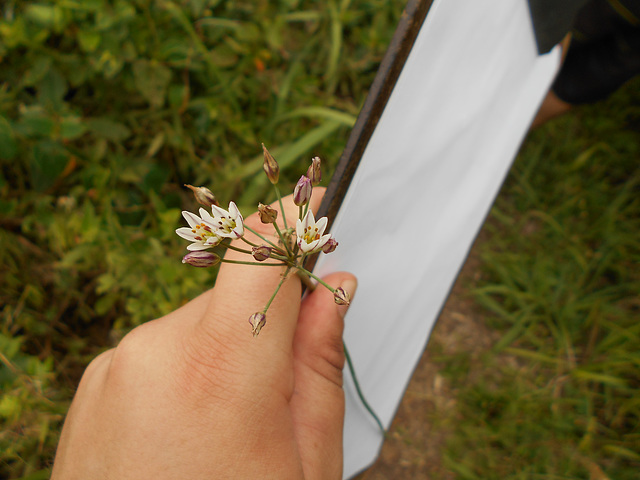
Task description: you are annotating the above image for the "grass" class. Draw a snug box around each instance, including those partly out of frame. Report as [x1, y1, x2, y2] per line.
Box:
[1, 0, 639, 478]
[434, 78, 640, 479]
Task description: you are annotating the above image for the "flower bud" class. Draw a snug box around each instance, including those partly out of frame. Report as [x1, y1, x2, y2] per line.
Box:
[258, 203, 278, 224]
[293, 175, 312, 206]
[307, 156, 322, 186]
[182, 251, 221, 268]
[252, 245, 272, 262]
[249, 312, 267, 337]
[333, 287, 350, 306]
[262, 144, 280, 184]
[322, 237, 338, 254]
[184, 184, 218, 207]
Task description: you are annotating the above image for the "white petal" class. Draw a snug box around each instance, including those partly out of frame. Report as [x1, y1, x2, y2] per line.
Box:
[199, 207, 214, 222]
[304, 210, 316, 228]
[228, 201, 240, 218]
[315, 234, 332, 251]
[176, 227, 197, 241]
[210, 203, 228, 219]
[297, 238, 309, 252]
[314, 216, 328, 236]
[233, 217, 244, 237]
[298, 238, 317, 253]
[296, 218, 304, 237]
[182, 211, 201, 229]
[187, 243, 211, 251]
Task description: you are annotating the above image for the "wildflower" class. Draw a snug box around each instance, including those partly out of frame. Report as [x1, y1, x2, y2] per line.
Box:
[258, 203, 278, 224]
[176, 209, 223, 251]
[182, 251, 221, 267]
[249, 312, 267, 337]
[210, 201, 245, 239]
[322, 237, 338, 254]
[307, 157, 322, 186]
[252, 245, 272, 262]
[293, 175, 312, 206]
[262, 144, 279, 184]
[333, 287, 350, 306]
[296, 210, 332, 254]
[184, 184, 218, 207]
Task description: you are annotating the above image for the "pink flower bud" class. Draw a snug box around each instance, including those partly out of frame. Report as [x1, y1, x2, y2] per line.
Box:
[249, 312, 267, 337]
[333, 287, 350, 306]
[184, 184, 218, 207]
[252, 245, 272, 262]
[306, 156, 322, 186]
[322, 237, 338, 254]
[293, 175, 312, 206]
[258, 203, 278, 224]
[182, 251, 221, 267]
[262, 144, 280, 184]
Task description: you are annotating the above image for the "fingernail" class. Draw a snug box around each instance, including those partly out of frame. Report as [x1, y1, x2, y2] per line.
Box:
[337, 278, 357, 319]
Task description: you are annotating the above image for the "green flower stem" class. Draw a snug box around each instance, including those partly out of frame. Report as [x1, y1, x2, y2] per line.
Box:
[274, 185, 288, 231]
[269, 252, 291, 262]
[303, 201, 310, 218]
[296, 270, 317, 291]
[297, 252, 308, 271]
[243, 225, 285, 254]
[239, 236, 260, 248]
[273, 222, 294, 257]
[219, 243, 254, 255]
[344, 342, 386, 436]
[298, 205, 304, 222]
[262, 267, 291, 313]
[220, 259, 286, 267]
[295, 267, 334, 293]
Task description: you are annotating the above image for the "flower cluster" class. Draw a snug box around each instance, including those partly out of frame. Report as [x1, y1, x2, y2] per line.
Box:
[176, 145, 346, 337]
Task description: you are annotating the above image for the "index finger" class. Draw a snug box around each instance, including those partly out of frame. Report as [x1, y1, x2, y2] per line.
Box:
[198, 188, 326, 368]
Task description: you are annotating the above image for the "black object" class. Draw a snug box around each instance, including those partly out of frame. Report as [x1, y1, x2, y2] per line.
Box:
[553, 0, 640, 103]
[527, 0, 590, 54]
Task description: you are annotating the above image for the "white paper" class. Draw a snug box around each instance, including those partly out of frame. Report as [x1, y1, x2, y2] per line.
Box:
[312, 0, 561, 477]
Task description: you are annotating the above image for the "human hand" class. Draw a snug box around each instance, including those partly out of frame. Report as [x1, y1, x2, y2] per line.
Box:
[51, 188, 357, 480]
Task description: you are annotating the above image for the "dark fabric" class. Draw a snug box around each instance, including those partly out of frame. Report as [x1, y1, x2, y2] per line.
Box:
[553, 0, 640, 103]
[527, 0, 590, 54]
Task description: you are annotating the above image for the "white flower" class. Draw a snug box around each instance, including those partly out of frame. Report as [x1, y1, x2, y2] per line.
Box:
[209, 201, 244, 239]
[296, 211, 332, 254]
[175, 208, 222, 251]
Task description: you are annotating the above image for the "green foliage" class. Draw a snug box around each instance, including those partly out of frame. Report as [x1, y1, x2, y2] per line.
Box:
[0, 0, 404, 477]
[2, 0, 638, 478]
[440, 79, 640, 479]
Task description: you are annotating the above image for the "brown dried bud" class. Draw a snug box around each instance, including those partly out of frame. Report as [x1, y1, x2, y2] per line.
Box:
[333, 287, 350, 306]
[262, 143, 280, 184]
[307, 156, 322, 186]
[182, 251, 221, 268]
[322, 237, 338, 254]
[184, 184, 218, 207]
[293, 175, 312, 206]
[249, 312, 267, 337]
[252, 245, 272, 262]
[258, 203, 278, 224]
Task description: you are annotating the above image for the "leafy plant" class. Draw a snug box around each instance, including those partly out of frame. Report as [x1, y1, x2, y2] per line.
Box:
[0, 0, 404, 476]
[440, 78, 640, 479]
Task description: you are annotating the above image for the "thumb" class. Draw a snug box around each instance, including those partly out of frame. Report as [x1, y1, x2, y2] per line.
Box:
[291, 272, 357, 480]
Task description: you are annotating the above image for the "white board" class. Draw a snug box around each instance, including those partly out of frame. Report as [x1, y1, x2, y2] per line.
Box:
[312, 0, 561, 477]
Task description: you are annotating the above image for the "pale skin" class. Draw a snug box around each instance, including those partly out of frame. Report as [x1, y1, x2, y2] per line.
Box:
[51, 188, 357, 479]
